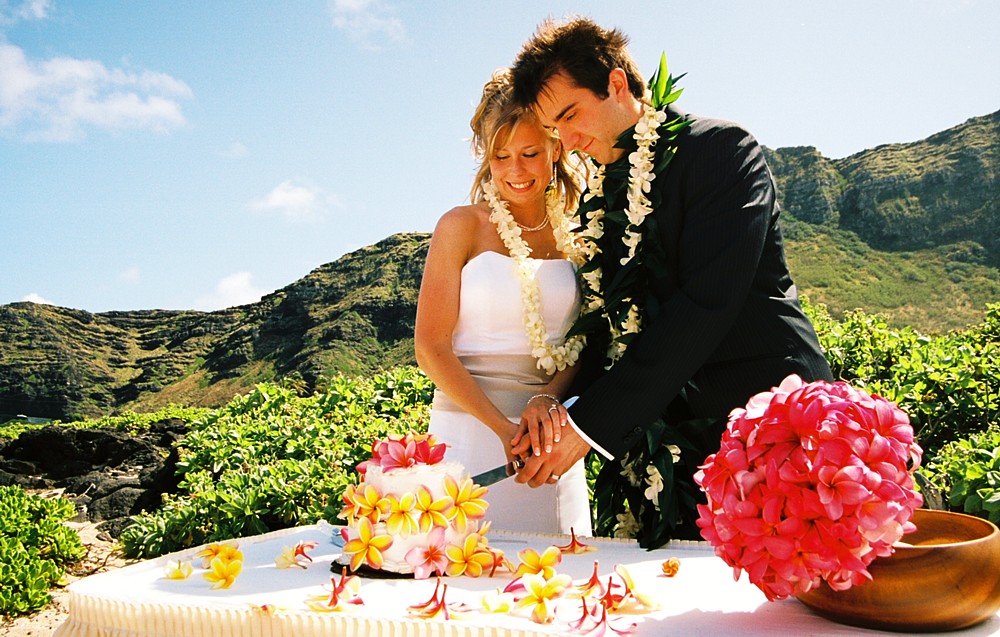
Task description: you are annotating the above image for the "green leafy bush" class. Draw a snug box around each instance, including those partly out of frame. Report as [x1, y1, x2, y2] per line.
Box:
[807, 301, 1000, 456]
[0, 486, 85, 617]
[120, 366, 434, 558]
[919, 425, 1000, 523]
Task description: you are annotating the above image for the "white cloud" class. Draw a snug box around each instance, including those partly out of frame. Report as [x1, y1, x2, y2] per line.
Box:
[0, 41, 192, 141]
[118, 266, 141, 284]
[250, 179, 338, 222]
[193, 272, 266, 311]
[0, 0, 51, 25]
[22, 292, 52, 305]
[329, 0, 404, 49]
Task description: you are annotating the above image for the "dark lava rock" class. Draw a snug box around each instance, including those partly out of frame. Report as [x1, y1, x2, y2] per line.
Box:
[0, 419, 189, 537]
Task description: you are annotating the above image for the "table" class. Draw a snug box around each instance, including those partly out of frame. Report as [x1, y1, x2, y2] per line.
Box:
[54, 522, 1000, 637]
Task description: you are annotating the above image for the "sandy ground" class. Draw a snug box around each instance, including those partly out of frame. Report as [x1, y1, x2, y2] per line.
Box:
[1, 520, 135, 637]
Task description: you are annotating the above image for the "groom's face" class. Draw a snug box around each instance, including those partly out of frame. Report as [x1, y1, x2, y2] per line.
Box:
[534, 70, 637, 165]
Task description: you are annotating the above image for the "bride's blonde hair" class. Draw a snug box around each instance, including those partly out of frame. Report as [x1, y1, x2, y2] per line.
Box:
[469, 68, 580, 212]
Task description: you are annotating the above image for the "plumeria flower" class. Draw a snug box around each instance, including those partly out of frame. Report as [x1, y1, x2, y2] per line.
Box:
[555, 527, 597, 555]
[275, 540, 318, 569]
[512, 573, 573, 624]
[481, 588, 515, 613]
[614, 510, 640, 539]
[305, 570, 364, 612]
[443, 475, 488, 532]
[203, 555, 243, 590]
[577, 601, 640, 637]
[248, 603, 283, 616]
[407, 581, 473, 620]
[445, 533, 495, 577]
[515, 545, 563, 579]
[408, 578, 443, 614]
[162, 560, 192, 580]
[350, 484, 390, 525]
[385, 492, 421, 537]
[342, 516, 393, 572]
[612, 564, 661, 611]
[660, 557, 681, 577]
[695, 374, 923, 601]
[414, 485, 454, 531]
[577, 561, 609, 598]
[330, 566, 363, 601]
[643, 465, 664, 504]
[404, 526, 449, 580]
[195, 541, 241, 568]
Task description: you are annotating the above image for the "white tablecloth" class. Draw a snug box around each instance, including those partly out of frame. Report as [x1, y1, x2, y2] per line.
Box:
[54, 522, 1000, 637]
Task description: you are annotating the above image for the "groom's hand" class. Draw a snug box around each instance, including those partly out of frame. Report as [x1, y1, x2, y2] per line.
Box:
[514, 424, 590, 488]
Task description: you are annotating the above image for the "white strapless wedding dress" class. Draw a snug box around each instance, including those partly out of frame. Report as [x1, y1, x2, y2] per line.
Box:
[428, 251, 592, 535]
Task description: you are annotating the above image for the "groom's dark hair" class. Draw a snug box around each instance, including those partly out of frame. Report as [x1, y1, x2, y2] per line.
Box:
[511, 17, 645, 108]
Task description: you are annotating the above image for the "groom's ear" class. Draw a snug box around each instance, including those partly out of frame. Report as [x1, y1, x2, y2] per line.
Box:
[607, 68, 629, 100]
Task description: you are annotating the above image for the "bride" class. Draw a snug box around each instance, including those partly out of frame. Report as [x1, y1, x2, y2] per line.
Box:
[414, 68, 591, 535]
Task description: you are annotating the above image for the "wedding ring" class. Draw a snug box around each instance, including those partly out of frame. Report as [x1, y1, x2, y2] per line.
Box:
[513, 458, 525, 470]
[547, 406, 559, 413]
[551, 474, 561, 481]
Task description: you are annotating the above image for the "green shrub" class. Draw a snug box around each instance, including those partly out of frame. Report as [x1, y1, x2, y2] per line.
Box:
[919, 425, 1000, 523]
[0, 486, 85, 617]
[806, 301, 1000, 456]
[120, 366, 434, 559]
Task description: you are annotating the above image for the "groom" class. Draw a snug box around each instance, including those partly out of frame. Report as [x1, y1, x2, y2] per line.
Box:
[510, 18, 833, 535]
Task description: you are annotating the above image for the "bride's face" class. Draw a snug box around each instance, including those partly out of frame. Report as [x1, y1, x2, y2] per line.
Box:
[488, 121, 557, 211]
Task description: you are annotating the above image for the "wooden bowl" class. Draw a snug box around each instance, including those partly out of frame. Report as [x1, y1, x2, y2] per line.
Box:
[796, 509, 1000, 632]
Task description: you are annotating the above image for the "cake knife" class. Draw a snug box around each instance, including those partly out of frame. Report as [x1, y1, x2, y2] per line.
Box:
[471, 458, 525, 486]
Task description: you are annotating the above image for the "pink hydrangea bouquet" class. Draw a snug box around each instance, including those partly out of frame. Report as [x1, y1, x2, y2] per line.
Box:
[694, 374, 924, 601]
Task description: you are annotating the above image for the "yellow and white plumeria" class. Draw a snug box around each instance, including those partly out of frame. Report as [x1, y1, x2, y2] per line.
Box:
[576, 94, 665, 365]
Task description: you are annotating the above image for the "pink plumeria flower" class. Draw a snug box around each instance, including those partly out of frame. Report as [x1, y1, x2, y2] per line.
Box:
[404, 526, 449, 580]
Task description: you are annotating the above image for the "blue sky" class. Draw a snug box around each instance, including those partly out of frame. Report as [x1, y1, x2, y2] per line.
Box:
[2, 0, 998, 313]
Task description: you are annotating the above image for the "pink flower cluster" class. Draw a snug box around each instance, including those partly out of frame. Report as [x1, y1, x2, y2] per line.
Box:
[694, 374, 924, 601]
[357, 432, 447, 474]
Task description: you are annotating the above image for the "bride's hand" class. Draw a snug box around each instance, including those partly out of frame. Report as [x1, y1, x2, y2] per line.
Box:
[513, 395, 565, 457]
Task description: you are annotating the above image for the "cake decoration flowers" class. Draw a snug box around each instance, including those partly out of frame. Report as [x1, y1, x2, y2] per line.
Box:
[342, 516, 393, 571]
[404, 526, 449, 579]
[443, 475, 488, 532]
[414, 485, 453, 531]
[695, 374, 923, 601]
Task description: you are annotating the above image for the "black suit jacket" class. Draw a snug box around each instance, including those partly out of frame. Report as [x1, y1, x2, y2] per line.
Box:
[568, 107, 833, 459]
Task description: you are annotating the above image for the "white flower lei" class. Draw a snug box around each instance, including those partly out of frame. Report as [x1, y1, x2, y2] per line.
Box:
[481, 179, 586, 376]
[577, 95, 666, 364]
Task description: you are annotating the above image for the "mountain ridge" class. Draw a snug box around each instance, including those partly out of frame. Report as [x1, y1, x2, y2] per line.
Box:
[2, 110, 998, 421]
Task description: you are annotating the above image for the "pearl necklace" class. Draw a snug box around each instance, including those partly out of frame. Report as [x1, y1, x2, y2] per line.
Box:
[577, 96, 666, 365]
[514, 214, 550, 233]
[481, 180, 586, 375]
